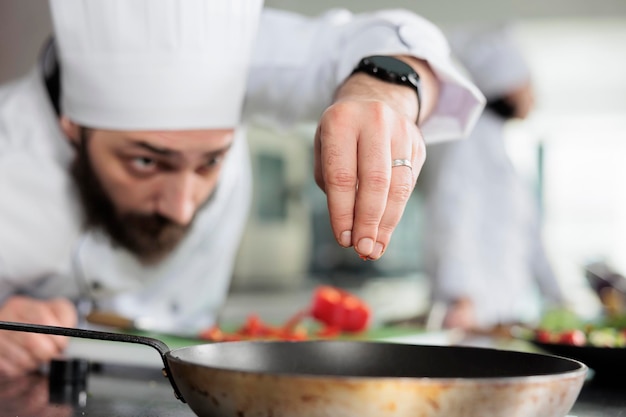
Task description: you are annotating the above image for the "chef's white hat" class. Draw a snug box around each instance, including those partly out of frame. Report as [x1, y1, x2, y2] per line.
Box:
[48, 0, 262, 130]
[447, 24, 530, 100]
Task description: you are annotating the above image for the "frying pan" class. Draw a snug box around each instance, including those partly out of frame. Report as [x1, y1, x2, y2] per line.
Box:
[0, 320, 587, 417]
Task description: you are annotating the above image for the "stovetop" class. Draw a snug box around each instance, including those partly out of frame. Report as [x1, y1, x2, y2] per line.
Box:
[2, 360, 626, 417]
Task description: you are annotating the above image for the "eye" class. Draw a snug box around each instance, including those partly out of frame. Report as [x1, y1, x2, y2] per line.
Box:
[206, 155, 224, 167]
[196, 155, 224, 175]
[130, 157, 158, 172]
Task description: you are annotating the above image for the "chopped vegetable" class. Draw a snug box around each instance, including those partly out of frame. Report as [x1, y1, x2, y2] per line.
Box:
[198, 285, 371, 342]
[311, 286, 370, 332]
[532, 308, 626, 348]
[533, 326, 626, 348]
[198, 314, 308, 342]
[557, 329, 586, 346]
[535, 329, 557, 344]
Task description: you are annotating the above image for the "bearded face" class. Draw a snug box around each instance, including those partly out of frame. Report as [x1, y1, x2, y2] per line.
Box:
[67, 126, 234, 265]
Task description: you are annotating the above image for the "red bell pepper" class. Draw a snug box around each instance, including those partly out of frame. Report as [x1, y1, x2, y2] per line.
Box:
[310, 286, 370, 332]
[198, 285, 371, 341]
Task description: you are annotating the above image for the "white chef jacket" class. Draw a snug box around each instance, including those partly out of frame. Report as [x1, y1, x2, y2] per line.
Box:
[421, 111, 565, 327]
[0, 8, 484, 333]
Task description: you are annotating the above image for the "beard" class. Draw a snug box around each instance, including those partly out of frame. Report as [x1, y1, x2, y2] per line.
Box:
[70, 134, 192, 265]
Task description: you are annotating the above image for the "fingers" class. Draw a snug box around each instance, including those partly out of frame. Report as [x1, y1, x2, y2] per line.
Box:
[315, 102, 359, 248]
[370, 126, 425, 259]
[47, 298, 79, 350]
[0, 296, 77, 377]
[0, 331, 62, 376]
[351, 105, 392, 257]
[443, 298, 477, 330]
[0, 336, 39, 377]
[316, 100, 422, 260]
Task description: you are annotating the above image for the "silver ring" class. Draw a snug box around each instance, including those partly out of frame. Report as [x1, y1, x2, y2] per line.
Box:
[392, 159, 412, 170]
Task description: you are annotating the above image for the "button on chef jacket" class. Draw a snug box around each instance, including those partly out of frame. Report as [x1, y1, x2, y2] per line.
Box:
[0, 7, 484, 334]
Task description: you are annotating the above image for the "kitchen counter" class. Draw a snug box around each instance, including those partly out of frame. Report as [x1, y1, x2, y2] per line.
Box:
[573, 382, 626, 417]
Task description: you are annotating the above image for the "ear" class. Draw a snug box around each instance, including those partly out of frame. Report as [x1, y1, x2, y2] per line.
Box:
[60, 116, 81, 144]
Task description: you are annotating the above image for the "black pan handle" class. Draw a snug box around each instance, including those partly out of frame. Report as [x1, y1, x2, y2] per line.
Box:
[0, 320, 185, 403]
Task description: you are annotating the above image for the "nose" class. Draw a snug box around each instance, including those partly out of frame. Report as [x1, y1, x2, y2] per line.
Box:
[156, 172, 197, 226]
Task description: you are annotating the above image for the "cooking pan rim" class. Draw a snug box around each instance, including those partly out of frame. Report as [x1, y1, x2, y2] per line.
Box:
[165, 340, 588, 383]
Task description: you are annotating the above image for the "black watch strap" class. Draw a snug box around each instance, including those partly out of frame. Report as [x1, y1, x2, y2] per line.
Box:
[351, 55, 422, 124]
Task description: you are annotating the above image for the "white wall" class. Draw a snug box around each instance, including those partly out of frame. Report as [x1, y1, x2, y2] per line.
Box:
[2, 0, 625, 83]
[505, 18, 626, 316]
[265, 0, 626, 23]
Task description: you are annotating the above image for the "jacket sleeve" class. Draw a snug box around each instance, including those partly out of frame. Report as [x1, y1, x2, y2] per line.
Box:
[0, 150, 81, 299]
[243, 8, 485, 144]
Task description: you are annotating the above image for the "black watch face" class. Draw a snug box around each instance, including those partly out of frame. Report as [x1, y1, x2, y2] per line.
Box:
[366, 55, 413, 75]
[356, 55, 422, 124]
[361, 55, 419, 86]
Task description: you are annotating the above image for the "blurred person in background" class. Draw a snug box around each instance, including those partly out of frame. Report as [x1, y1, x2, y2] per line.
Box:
[0, 0, 484, 376]
[420, 24, 566, 331]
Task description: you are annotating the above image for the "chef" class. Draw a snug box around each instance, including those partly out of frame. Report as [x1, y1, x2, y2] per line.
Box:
[421, 24, 565, 330]
[0, 0, 484, 376]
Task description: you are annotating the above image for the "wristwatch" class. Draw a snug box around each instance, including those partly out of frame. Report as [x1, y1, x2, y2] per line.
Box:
[350, 55, 422, 124]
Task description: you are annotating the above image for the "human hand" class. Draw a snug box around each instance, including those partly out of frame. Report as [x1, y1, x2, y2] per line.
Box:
[0, 296, 77, 377]
[506, 80, 535, 119]
[314, 56, 437, 260]
[443, 297, 477, 330]
[314, 84, 426, 260]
